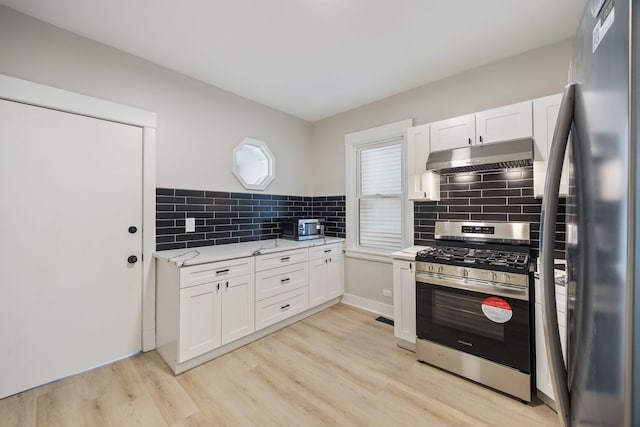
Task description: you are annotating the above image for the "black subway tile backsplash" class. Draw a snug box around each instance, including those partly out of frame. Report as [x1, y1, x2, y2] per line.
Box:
[414, 166, 566, 258]
[156, 188, 346, 250]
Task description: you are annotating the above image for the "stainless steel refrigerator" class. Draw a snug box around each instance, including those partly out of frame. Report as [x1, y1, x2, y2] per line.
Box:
[539, 0, 638, 425]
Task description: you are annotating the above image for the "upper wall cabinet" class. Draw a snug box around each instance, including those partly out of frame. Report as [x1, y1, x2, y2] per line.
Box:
[406, 124, 440, 201]
[475, 101, 533, 144]
[428, 101, 533, 153]
[533, 93, 569, 198]
[429, 114, 476, 152]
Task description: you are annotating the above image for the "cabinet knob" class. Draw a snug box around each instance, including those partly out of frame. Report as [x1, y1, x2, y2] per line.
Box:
[127, 255, 138, 264]
[468, 138, 472, 145]
[225, 281, 229, 289]
[128, 226, 138, 234]
[479, 135, 483, 143]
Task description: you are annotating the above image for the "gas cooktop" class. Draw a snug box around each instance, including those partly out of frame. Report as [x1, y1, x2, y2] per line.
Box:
[416, 246, 530, 273]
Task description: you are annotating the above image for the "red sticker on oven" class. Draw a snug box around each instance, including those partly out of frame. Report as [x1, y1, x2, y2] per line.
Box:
[481, 297, 512, 323]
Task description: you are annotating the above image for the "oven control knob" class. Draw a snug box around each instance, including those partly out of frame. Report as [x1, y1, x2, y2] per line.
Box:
[427, 264, 434, 272]
[503, 273, 511, 283]
[437, 265, 444, 273]
[460, 268, 469, 277]
[490, 272, 498, 281]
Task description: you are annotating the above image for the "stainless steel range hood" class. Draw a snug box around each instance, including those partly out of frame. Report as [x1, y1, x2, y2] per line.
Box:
[425, 138, 533, 173]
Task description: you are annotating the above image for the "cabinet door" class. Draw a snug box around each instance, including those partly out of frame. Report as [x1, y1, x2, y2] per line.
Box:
[407, 124, 440, 201]
[220, 275, 255, 346]
[392, 260, 416, 344]
[308, 258, 328, 308]
[533, 93, 569, 198]
[407, 124, 430, 200]
[534, 301, 554, 399]
[326, 256, 344, 300]
[429, 114, 475, 152]
[475, 101, 532, 144]
[179, 283, 221, 362]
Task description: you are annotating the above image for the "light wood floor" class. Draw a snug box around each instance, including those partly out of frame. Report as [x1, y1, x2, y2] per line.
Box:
[0, 303, 560, 426]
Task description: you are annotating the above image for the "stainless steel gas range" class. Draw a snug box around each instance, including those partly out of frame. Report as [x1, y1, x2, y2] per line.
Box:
[415, 221, 534, 402]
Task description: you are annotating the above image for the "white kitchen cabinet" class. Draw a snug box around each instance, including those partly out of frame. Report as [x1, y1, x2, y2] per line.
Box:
[475, 101, 532, 144]
[156, 239, 345, 374]
[534, 276, 567, 408]
[178, 274, 255, 362]
[533, 93, 569, 198]
[177, 273, 255, 363]
[308, 243, 344, 308]
[179, 283, 220, 362]
[327, 256, 345, 300]
[429, 113, 476, 151]
[392, 259, 416, 350]
[426, 101, 531, 150]
[220, 275, 256, 345]
[157, 256, 256, 368]
[254, 248, 310, 331]
[406, 123, 440, 201]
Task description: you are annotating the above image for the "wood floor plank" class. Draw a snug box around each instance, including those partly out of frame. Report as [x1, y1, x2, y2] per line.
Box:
[0, 303, 560, 426]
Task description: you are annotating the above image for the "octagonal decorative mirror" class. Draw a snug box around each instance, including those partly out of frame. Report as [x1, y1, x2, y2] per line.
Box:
[232, 138, 275, 191]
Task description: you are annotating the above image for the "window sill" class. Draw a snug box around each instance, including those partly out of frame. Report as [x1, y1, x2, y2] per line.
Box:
[344, 248, 394, 264]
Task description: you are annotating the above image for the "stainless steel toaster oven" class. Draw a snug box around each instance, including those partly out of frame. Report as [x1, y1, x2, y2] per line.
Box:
[280, 218, 324, 240]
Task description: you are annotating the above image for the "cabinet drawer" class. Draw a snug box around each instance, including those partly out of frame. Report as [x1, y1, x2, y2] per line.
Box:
[255, 262, 308, 301]
[255, 287, 308, 330]
[180, 258, 255, 289]
[309, 243, 343, 260]
[255, 249, 308, 271]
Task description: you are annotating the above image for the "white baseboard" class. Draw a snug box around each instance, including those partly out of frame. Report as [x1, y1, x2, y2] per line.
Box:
[341, 293, 394, 319]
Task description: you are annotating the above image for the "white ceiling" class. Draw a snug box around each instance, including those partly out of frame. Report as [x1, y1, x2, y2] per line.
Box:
[1, 0, 587, 122]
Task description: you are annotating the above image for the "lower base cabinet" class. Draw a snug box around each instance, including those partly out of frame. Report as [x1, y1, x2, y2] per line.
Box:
[534, 277, 567, 407]
[392, 259, 416, 349]
[179, 283, 219, 362]
[178, 274, 255, 363]
[308, 243, 344, 308]
[156, 240, 345, 374]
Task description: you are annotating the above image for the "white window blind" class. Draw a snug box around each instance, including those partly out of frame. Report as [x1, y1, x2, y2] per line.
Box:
[358, 141, 402, 250]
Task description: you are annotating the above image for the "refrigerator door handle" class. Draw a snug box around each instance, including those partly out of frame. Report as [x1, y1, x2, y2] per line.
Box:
[540, 83, 575, 427]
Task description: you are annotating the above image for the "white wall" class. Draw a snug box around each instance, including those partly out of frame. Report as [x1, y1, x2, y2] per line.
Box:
[0, 6, 313, 195]
[311, 39, 572, 196]
[312, 39, 573, 306]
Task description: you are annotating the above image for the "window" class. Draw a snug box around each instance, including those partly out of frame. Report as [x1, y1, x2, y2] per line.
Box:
[358, 141, 402, 249]
[345, 119, 413, 259]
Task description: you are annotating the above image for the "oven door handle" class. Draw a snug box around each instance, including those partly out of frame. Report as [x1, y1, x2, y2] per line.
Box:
[416, 272, 529, 301]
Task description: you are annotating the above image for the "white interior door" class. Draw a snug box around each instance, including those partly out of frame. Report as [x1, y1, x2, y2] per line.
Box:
[0, 99, 143, 399]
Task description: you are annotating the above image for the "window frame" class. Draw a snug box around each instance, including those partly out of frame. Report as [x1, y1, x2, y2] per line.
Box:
[345, 119, 414, 262]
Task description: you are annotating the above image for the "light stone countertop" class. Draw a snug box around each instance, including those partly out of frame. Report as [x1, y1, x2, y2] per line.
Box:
[391, 245, 431, 261]
[154, 237, 345, 267]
